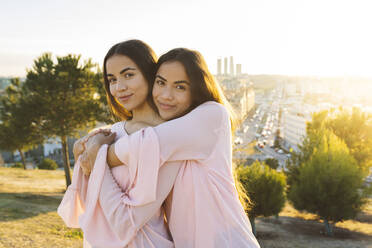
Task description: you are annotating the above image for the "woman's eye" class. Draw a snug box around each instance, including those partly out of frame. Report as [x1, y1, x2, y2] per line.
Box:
[176, 85, 186, 90]
[108, 78, 116, 84]
[124, 73, 134, 78]
[156, 80, 165, 86]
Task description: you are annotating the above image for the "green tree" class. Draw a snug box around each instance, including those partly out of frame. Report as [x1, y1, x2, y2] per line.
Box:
[327, 107, 372, 174]
[0, 78, 43, 169]
[300, 108, 372, 174]
[24, 53, 108, 186]
[288, 128, 368, 236]
[236, 162, 286, 236]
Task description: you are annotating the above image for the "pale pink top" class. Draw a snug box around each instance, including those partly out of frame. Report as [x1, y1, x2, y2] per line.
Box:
[108, 101, 260, 247]
[57, 122, 174, 248]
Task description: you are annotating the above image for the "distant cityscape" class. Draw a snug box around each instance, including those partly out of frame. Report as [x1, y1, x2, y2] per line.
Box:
[1, 60, 372, 168]
[214, 56, 372, 168]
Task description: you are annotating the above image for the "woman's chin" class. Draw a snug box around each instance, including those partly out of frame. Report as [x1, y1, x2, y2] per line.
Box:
[159, 111, 174, 121]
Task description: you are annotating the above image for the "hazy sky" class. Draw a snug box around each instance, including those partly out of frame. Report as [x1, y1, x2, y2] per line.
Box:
[1, 0, 371, 77]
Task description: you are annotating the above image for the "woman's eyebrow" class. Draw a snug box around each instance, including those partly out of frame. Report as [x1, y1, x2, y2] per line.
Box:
[106, 67, 136, 77]
[174, 80, 189, 85]
[155, 75, 167, 81]
[120, 67, 136, 74]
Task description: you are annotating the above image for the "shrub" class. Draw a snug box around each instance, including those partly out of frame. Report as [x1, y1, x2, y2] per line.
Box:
[38, 158, 58, 170]
[11, 162, 24, 169]
[236, 161, 286, 236]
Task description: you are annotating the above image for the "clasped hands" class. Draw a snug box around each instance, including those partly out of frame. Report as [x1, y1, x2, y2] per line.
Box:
[73, 129, 116, 176]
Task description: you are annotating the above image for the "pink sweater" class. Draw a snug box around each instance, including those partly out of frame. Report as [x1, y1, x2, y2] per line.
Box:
[58, 101, 260, 248]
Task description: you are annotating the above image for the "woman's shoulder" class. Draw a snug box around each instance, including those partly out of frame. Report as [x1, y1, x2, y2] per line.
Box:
[193, 101, 227, 113]
[111, 121, 126, 134]
[191, 101, 229, 121]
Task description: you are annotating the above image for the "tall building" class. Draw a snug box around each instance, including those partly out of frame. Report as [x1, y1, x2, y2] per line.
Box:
[282, 108, 311, 152]
[217, 58, 222, 75]
[236, 64, 242, 76]
[224, 57, 228, 75]
[218, 78, 255, 120]
[230, 56, 234, 76]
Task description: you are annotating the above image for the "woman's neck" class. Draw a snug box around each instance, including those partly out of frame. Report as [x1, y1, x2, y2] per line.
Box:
[129, 101, 163, 127]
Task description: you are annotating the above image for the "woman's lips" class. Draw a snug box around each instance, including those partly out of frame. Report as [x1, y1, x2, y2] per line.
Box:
[118, 94, 133, 102]
[158, 102, 175, 110]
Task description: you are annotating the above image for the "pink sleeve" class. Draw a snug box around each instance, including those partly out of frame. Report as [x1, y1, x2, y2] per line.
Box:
[78, 144, 181, 247]
[98, 160, 181, 242]
[57, 156, 89, 228]
[114, 102, 227, 163]
[78, 145, 130, 247]
[114, 127, 161, 205]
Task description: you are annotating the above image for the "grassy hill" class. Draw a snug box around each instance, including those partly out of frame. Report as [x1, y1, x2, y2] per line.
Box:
[0, 167, 371, 248]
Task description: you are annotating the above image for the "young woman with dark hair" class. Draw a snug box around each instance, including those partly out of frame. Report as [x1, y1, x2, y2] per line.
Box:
[58, 40, 175, 248]
[79, 48, 260, 247]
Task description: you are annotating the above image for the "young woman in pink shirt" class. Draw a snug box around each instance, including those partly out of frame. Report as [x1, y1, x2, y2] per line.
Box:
[79, 48, 260, 247]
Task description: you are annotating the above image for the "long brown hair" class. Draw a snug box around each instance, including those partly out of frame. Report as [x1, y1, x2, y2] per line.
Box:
[103, 40, 157, 120]
[156, 48, 238, 132]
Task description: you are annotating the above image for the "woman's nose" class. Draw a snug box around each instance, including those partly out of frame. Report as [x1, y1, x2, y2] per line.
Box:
[116, 78, 128, 91]
[159, 87, 174, 100]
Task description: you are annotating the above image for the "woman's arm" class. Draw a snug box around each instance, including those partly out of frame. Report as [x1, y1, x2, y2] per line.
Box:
[84, 102, 228, 170]
[99, 160, 182, 240]
[107, 102, 228, 168]
[57, 156, 89, 228]
[79, 136, 178, 246]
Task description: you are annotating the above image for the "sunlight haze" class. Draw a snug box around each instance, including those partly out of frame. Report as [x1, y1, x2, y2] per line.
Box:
[1, 0, 371, 77]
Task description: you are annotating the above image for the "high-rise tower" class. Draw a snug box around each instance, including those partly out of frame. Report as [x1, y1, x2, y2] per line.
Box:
[224, 57, 228, 75]
[230, 56, 234, 76]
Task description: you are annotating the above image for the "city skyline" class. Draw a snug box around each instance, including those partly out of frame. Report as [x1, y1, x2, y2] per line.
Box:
[1, 0, 372, 78]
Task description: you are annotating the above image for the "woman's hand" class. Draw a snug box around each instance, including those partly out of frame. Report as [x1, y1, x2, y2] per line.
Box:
[73, 129, 112, 160]
[80, 132, 117, 176]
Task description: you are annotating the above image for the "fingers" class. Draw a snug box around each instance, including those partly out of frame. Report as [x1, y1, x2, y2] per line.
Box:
[90, 128, 112, 136]
[101, 129, 112, 136]
[73, 138, 85, 157]
[107, 132, 116, 143]
[101, 132, 117, 145]
[80, 152, 92, 177]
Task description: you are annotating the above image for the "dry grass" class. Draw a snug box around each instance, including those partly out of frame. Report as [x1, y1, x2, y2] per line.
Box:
[0, 167, 82, 248]
[0, 167, 371, 248]
[255, 202, 372, 248]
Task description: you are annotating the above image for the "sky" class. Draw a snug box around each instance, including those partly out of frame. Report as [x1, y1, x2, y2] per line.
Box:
[1, 0, 372, 77]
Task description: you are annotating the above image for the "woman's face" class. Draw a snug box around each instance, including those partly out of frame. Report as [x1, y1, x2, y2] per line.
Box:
[106, 55, 149, 111]
[152, 61, 192, 120]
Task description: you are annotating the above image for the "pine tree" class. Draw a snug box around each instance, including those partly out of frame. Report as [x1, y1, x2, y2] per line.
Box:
[288, 128, 368, 236]
[23, 53, 108, 186]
